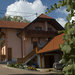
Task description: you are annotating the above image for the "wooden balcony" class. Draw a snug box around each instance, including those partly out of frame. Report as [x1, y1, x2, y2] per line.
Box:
[25, 30, 58, 38]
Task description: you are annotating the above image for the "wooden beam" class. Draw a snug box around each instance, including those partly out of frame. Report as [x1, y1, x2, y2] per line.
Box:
[40, 54, 42, 68]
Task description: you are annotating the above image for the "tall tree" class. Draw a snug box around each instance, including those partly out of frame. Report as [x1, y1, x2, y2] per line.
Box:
[46, 0, 75, 75]
[0, 16, 30, 23]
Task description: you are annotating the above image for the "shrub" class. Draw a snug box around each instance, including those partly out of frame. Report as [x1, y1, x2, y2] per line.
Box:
[8, 63, 15, 67]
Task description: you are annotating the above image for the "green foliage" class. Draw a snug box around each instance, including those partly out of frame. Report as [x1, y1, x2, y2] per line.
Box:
[47, 0, 75, 75]
[63, 65, 72, 72]
[61, 45, 71, 53]
[7, 63, 36, 70]
[8, 63, 15, 67]
[0, 16, 30, 23]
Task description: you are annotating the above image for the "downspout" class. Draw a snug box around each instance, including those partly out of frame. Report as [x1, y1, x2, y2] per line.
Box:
[17, 33, 23, 58]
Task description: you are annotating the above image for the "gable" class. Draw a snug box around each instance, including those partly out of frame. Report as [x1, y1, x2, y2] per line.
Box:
[24, 14, 64, 31]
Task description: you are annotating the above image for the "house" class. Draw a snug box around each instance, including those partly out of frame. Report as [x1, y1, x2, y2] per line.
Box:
[0, 14, 64, 68]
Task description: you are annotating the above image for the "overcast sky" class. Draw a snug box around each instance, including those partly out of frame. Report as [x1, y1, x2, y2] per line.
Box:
[0, 0, 69, 27]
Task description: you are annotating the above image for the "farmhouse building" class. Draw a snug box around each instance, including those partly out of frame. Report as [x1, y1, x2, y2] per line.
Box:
[0, 14, 64, 68]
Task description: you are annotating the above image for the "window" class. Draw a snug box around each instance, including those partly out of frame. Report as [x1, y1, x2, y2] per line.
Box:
[35, 27, 42, 31]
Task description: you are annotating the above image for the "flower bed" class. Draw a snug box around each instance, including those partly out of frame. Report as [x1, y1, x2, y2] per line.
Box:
[7, 63, 37, 71]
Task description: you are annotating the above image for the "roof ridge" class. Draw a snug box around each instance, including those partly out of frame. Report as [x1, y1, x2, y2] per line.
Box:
[38, 13, 54, 19]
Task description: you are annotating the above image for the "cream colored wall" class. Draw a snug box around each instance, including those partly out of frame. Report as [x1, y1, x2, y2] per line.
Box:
[23, 37, 48, 55]
[7, 29, 21, 59]
[24, 38, 33, 55]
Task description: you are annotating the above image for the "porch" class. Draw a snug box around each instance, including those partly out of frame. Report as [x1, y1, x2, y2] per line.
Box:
[37, 50, 62, 68]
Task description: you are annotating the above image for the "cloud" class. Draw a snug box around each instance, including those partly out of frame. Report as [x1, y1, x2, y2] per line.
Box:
[56, 18, 67, 27]
[56, 9, 75, 24]
[5, 0, 47, 21]
[56, 7, 70, 15]
[70, 16, 75, 22]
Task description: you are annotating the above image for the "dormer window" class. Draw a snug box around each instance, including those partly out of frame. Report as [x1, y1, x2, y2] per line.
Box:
[35, 27, 42, 31]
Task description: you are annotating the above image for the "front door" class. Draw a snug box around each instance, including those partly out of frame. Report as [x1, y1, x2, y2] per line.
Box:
[8, 48, 12, 61]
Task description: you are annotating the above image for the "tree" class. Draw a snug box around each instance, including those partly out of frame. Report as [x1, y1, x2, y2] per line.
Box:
[46, 0, 75, 75]
[0, 16, 30, 23]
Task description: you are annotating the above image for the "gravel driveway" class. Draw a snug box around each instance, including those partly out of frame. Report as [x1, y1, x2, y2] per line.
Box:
[0, 64, 63, 75]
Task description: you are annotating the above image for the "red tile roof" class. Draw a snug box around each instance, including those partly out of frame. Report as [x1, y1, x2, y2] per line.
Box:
[37, 33, 64, 53]
[38, 14, 53, 19]
[0, 20, 29, 29]
[0, 14, 57, 29]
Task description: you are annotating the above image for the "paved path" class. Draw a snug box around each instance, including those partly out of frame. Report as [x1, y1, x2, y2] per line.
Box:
[0, 64, 63, 75]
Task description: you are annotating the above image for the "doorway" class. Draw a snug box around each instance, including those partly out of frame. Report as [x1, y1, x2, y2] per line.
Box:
[44, 55, 55, 68]
[8, 48, 12, 61]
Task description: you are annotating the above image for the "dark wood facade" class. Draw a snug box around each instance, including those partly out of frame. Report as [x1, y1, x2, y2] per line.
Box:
[25, 30, 58, 38]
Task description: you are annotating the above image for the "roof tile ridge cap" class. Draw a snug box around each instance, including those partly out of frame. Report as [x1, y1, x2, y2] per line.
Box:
[38, 13, 54, 19]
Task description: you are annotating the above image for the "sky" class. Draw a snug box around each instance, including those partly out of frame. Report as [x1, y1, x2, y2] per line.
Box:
[0, 0, 69, 27]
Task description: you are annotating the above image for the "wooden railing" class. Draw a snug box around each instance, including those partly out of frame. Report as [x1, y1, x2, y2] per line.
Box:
[25, 30, 58, 38]
[17, 48, 38, 63]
